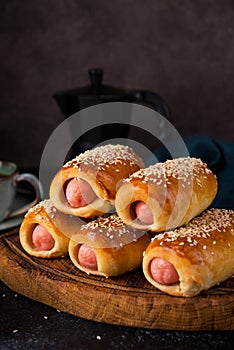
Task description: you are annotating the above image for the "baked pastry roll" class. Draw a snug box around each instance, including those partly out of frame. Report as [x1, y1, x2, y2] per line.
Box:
[50, 144, 144, 218]
[19, 199, 83, 258]
[115, 157, 218, 232]
[68, 214, 150, 277]
[142, 208, 234, 297]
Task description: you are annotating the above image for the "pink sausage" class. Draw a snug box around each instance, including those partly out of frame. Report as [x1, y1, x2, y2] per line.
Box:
[78, 244, 98, 270]
[32, 224, 55, 251]
[150, 258, 179, 285]
[65, 178, 96, 208]
[135, 201, 154, 225]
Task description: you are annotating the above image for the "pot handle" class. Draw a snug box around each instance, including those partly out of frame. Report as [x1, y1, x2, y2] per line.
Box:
[126, 90, 171, 121]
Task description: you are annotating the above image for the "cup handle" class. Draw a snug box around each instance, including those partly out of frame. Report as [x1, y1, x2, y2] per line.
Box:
[7, 173, 43, 218]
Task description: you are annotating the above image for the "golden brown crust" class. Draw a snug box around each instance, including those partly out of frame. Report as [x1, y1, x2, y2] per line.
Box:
[115, 157, 218, 232]
[19, 200, 77, 258]
[68, 214, 150, 277]
[50, 144, 144, 218]
[142, 208, 234, 297]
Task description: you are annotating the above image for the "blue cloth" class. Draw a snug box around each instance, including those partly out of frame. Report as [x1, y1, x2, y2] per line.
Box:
[155, 134, 234, 210]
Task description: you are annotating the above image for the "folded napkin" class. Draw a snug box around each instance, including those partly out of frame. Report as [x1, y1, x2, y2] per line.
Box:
[154, 134, 234, 210]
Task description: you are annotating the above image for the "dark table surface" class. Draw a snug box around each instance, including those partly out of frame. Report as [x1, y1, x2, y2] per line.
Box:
[1, 278, 234, 350]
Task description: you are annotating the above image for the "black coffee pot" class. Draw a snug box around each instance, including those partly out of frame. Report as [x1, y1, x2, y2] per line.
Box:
[53, 68, 171, 156]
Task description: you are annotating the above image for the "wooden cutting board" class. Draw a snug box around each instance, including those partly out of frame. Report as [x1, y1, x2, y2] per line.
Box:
[0, 229, 234, 331]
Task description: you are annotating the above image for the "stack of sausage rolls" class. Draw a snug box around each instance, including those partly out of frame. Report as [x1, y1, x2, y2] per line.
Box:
[20, 144, 150, 276]
[19, 143, 234, 297]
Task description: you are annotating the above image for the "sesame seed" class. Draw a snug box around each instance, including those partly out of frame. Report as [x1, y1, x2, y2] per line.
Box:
[63, 144, 144, 170]
[25, 199, 56, 217]
[153, 209, 234, 251]
[79, 213, 145, 247]
[126, 157, 212, 190]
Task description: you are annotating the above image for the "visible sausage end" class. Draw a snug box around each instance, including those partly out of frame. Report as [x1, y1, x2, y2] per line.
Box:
[135, 201, 154, 225]
[78, 244, 98, 271]
[150, 257, 179, 285]
[65, 178, 97, 208]
[32, 224, 55, 251]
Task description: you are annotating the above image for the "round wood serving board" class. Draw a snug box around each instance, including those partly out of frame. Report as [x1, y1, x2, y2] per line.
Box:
[0, 229, 234, 331]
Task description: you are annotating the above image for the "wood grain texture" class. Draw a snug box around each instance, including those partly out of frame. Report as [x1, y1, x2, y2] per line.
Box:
[0, 229, 234, 331]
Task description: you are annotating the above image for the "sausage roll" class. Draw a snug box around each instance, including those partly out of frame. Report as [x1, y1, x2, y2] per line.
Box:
[115, 157, 218, 232]
[68, 214, 150, 277]
[19, 199, 83, 258]
[50, 144, 144, 218]
[142, 208, 234, 297]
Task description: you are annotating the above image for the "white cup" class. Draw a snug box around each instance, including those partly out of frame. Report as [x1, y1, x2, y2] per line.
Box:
[0, 160, 42, 223]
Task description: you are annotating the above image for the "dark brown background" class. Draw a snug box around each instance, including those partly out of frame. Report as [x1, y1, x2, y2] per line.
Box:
[1, 0, 234, 170]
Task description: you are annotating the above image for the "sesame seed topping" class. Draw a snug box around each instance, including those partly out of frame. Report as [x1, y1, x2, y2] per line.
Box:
[153, 209, 234, 250]
[80, 213, 145, 240]
[126, 157, 213, 187]
[63, 144, 144, 170]
[25, 199, 56, 217]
